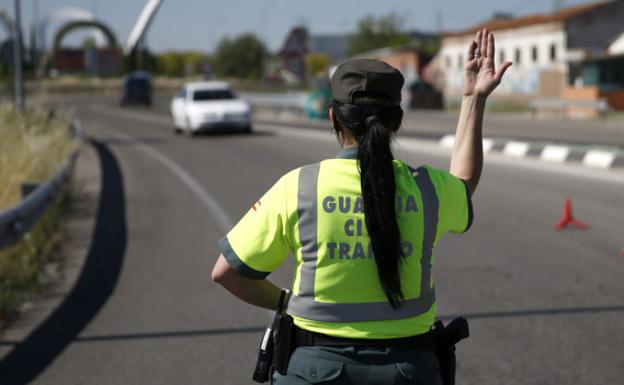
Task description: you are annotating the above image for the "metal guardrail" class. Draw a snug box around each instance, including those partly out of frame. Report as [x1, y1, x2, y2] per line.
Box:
[245, 93, 614, 118]
[528, 98, 610, 114]
[0, 122, 80, 251]
[241, 92, 307, 115]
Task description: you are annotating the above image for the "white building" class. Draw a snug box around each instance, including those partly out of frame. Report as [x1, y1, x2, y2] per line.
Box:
[435, 0, 624, 98]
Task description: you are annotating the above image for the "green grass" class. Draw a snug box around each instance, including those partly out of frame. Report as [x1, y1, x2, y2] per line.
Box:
[0, 192, 68, 322]
[0, 104, 75, 325]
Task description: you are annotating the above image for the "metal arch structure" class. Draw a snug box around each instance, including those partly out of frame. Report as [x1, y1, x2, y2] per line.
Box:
[42, 19, 119, 73]
[36, 7, 106, 55]
[124, 0, 163, 55]
[51, 20, 118, 54]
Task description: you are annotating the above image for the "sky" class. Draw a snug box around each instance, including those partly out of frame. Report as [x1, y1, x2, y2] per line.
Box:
[0, 0, 607, 53]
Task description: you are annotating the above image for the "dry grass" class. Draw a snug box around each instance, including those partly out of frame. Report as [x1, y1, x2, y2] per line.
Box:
[0, 104, 75, 209]
[0, 105, 75, 323]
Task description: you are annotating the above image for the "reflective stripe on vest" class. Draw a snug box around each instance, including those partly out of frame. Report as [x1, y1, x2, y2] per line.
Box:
[287, 164, 439, 323]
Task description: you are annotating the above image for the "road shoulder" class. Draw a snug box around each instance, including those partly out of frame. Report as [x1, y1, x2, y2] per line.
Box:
[0, 143, 100, 359]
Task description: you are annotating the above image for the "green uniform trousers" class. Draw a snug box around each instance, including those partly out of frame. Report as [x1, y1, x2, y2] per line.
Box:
[272, 346, 442, 385]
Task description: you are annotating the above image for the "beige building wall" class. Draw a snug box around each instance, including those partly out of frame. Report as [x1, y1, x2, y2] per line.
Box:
[438, 22, 568, 97]
[609, 32, 624, 54]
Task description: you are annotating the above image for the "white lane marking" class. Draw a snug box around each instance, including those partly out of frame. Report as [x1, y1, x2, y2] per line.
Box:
[583, 150, 616, 169]
[87, 107, 269, 316]
[92, 115, 234, 232]
[541, 145, 570, 163]
[486, 150, 624, 185]
[503, 141, 530, 158]
[129, 137, 234, 232]
[439, 135, 494, 153]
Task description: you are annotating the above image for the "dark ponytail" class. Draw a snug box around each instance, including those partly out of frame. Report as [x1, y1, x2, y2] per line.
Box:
[332, 101, 404, 309]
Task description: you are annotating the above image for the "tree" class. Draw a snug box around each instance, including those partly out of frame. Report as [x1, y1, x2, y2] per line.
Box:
[305, 52, 331, 77]
[182, 51, 211, 75]
[157, 52, 185, 77]
[347, 14, 410, 56]
[213, 33, 265, 80]
[153, 51, 211, 77]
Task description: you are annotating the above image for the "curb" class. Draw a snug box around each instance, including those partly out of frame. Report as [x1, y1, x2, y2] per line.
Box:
[253, 115, 624, 171]
[438, 135, 624, 170]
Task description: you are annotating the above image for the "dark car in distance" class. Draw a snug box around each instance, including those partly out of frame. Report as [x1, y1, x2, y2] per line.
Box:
[121, 71, 153, 106]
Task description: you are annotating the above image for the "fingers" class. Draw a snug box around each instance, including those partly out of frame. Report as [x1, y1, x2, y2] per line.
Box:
[480, 29, 487, 58]
[466, 40, 478, 62]
[487, 30, 494, 59]
[473, 30, 482, 59]
[496, 61, 513, 81]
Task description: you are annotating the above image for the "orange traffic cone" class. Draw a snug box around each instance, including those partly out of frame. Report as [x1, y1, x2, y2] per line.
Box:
[554, 197, 588, 231]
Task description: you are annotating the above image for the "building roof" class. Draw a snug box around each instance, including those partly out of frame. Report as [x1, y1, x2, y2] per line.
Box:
[279, 27, 308, 56]
[443, 0, 613, 37]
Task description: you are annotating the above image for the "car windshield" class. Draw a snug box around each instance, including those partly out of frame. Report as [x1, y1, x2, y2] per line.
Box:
[193, 89, 235, 101]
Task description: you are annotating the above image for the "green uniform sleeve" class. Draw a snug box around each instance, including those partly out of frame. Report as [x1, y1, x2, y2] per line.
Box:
[428, 167, 473, 234]
[217, 175, 292, 279]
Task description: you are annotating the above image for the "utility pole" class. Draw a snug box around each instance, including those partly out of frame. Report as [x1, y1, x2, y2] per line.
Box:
[12, 0, 24, 111]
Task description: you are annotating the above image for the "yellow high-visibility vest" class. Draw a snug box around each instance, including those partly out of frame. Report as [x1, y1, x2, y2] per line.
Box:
[218, 147, 472, 339]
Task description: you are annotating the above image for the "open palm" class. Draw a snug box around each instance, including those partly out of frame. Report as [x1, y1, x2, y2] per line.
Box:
[463, 29, 512, 97]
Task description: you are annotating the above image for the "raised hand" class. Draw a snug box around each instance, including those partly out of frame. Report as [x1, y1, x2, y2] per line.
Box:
[463, 29, 512, 97]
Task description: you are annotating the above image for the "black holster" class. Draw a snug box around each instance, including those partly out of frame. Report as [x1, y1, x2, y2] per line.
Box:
[252, 290, 295, 383]
[271, 311, 296, 375]
[433, 317, 470, 385]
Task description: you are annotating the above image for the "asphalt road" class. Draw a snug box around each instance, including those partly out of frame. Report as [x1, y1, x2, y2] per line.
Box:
[55, 92, 624, 147]
[2, 96, 624, 385]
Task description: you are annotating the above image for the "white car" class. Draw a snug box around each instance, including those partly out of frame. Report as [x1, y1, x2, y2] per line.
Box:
[171, 81, 252, 134]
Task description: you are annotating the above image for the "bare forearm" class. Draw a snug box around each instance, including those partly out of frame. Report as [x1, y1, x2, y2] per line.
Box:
[450, 95, 486, 194]
[212, 254, 282, 310]
[220, 277, 282, 310]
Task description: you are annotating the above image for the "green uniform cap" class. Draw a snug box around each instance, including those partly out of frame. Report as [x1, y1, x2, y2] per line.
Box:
[331, 59, 404, 107]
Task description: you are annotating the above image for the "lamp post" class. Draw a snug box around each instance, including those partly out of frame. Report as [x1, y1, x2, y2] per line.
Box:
[12, 0, 24, 111]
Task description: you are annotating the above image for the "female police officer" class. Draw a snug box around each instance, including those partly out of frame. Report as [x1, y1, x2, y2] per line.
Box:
[212, 29, 511, 384]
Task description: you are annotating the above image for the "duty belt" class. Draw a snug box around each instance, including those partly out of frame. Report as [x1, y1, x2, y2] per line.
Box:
[294, 326, 436, 350]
